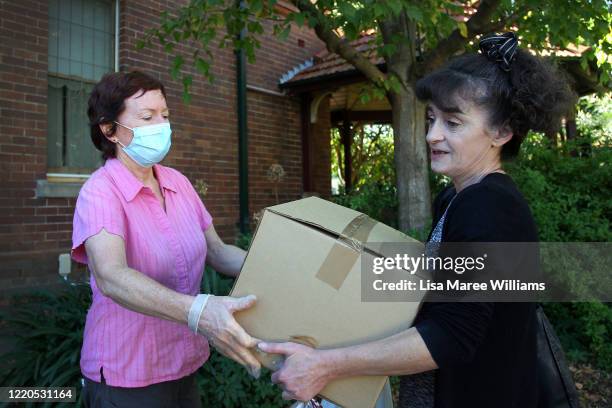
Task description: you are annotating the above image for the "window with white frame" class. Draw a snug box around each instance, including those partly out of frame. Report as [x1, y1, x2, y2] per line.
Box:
[47, 0, 116, 173]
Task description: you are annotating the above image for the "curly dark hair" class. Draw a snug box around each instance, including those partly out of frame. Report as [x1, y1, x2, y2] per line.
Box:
[415, 44, 576, 159]
[87, 71, 167, 160]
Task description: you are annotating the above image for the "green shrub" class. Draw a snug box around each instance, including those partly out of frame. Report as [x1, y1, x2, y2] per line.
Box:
[0, 266, 284, 407]
[0, 281, 90, 408]
[543, 302, 612, 371]
[197, 266, 283, 406]
[332, 181, 399, 229]
[506, 132, 612, 372]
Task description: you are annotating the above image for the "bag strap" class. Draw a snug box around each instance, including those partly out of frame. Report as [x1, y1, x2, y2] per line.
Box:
[537, 305, 581, 408]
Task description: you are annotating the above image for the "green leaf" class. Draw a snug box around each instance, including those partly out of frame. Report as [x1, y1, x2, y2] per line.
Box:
[405, 4, 423, 22]
[277, 25, 291, 41]
[196, 57, 210, 76]
[294, 12, 305, 27]
[171, 55, 185, 79]
[458, 22, 468, 38]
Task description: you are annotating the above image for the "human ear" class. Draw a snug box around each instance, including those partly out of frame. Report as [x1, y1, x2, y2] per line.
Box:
[99, 123, 118, 143]
[491, 125, 513, 147]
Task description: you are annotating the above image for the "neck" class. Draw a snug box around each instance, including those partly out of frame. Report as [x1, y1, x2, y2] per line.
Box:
[116, 150, 156, 185]
[453, 163, 504, 193]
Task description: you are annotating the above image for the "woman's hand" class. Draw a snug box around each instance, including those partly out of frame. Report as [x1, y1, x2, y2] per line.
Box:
[258, 342, 333, 401]
[198, 295, 261, 378]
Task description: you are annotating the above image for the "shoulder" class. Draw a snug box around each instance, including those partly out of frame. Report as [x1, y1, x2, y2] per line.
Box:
[453, 173, 528, 213]
[79, 166, 116, 197]
[445, 174, 538, 241]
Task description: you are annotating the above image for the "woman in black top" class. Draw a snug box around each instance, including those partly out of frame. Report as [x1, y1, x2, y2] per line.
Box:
[258, 33, 575, 407]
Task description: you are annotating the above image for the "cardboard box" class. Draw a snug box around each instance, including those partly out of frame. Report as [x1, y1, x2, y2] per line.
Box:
[231, 197, 427, 408]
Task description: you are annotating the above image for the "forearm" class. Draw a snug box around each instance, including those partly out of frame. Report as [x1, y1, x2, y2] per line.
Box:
[322, 327, 437, 379]
[96, 265, 194, 325]
[207, 244, 246, 278]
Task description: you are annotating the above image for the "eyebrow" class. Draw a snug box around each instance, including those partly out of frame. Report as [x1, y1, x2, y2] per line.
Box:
[138, 108, 169, 113]
[427, 103, 464, 115]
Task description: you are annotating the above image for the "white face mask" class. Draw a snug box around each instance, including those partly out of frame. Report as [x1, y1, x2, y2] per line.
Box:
[114, 121, 172, 167]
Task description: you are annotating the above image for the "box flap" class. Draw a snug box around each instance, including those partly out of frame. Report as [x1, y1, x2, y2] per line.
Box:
[266, 197, 362, 236]
[267, 197, 420, 256]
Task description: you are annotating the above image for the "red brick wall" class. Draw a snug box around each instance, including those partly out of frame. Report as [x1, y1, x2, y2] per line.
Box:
[310, 96, 332, 197]
[0, 0, 330, 292]
[0, 0, 76, 288]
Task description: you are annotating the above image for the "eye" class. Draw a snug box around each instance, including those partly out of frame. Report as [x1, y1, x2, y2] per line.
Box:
[446, 120, 460, 128]
[143, 117, 152, 121]
[426, 115, 435, 124]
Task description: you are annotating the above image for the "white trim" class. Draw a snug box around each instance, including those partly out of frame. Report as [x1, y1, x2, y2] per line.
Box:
[46, 173, 91, 179]
[246, 84, 285, 97]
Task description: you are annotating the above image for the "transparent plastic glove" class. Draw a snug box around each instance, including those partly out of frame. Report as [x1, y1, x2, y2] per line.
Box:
[197, 295, 261, 378]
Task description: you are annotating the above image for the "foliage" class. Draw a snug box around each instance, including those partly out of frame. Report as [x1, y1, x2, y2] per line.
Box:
[576, 93, 612, 145]
[138, 0, 612, 101]
[197, 266, 284, 406]
[544, 302, 612, 371]
[331, 124, 395, 192]
[0, 264, 284, 407]
[505, 101, 612, 371]
[0, 280, 90, 408]
[333, 181, 398, 228]
[506, 135, 611, 243]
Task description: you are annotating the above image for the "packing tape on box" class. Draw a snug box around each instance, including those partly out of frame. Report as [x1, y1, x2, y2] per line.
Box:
[316, 214, 377, 290]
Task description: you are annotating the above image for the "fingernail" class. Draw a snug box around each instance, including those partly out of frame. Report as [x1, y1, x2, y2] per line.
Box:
[257, 342, 267, 351]
[250, 366, 261, 379]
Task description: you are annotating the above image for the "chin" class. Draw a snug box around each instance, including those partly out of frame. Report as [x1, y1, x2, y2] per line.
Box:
[429, 163, 447, 175]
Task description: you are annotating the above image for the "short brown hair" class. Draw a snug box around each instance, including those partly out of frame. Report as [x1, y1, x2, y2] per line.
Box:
[87, 71, 167, 160]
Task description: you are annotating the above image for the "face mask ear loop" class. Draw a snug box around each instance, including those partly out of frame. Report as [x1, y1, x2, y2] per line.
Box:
[113, 121, 133, 149]
[114, 121, 133, 132]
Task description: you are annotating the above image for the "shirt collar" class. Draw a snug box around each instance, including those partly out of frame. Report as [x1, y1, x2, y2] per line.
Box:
[103, 158, 177, 202]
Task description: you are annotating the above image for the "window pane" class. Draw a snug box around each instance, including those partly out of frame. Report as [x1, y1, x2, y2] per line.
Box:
[47, 0, 114, 171]
[71, 0, 83, 26]
[82, 27, 94, 65]
[65, 82, 101, 169]
[47, 81, 64, 168]
[49, 0, 114, 79]
[48, 15, 59, 73]
[58, 20, 70, 61]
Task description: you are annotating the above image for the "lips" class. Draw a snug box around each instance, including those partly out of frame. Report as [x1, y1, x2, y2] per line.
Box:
[431, 149, 449, 156]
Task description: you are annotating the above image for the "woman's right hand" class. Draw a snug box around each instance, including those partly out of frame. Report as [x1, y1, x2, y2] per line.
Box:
[197, 295, 261, 378]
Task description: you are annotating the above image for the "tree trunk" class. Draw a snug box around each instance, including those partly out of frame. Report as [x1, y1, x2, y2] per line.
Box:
[388, 87, 431, 233]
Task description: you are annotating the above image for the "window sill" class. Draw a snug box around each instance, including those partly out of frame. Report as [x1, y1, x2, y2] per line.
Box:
[36, 177, 88, 198]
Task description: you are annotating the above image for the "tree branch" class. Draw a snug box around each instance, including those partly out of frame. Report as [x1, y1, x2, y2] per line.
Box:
[292, 0, 386, 85]
[378, 11, 416, 90]
[420, 0, 504, 73]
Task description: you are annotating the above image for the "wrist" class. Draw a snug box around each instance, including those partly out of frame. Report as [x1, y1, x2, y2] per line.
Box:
[318, 348, 345, 382]
[187, 294, 211, 334]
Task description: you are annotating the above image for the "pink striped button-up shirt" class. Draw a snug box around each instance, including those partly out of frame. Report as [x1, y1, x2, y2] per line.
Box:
[71, 158, 211, 387]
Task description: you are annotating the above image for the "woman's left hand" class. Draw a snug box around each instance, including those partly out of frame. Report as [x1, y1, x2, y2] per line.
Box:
[258, 342, 333, 401]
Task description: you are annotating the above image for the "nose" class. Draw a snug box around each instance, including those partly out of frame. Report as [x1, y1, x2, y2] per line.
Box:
[426, 121, 444, 146]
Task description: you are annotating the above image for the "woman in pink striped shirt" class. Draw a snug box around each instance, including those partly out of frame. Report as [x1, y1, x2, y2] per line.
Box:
[72, 71, 260, 407]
